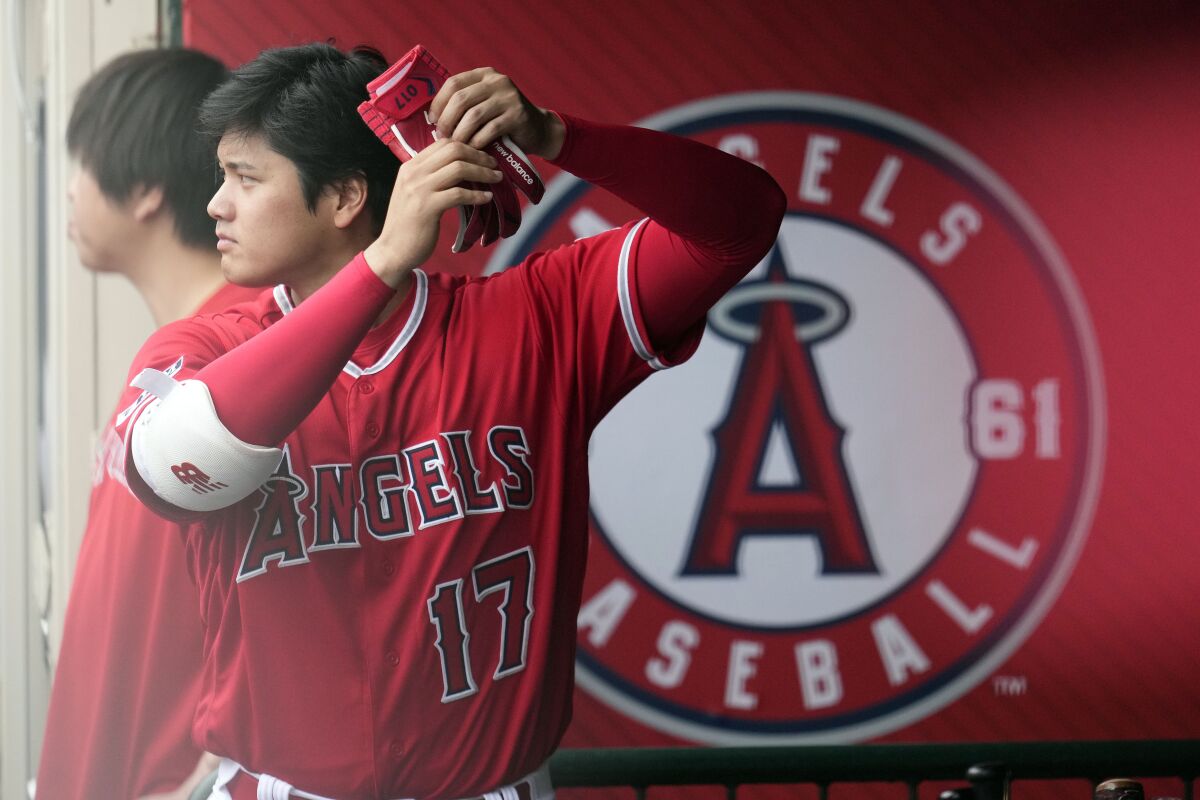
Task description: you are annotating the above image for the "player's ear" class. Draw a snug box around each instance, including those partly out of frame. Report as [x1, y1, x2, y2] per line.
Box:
[331, 173, 369, 230]
[129, 184, 165, 223]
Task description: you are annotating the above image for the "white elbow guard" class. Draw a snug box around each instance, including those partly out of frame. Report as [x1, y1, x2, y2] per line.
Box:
[129, 368, 284, 512]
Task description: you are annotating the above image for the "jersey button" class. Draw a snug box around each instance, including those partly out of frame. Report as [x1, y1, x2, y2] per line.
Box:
[382, 560, 395, 577]
[359, 381, 374, 395]
[365, 422, 381, 437]
[389, 742, 403, 759]
[386, 650, 400, 667]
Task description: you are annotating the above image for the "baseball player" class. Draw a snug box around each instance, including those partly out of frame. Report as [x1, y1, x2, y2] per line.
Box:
[115, 42, 785, 799]
[36, 49, 260, 800]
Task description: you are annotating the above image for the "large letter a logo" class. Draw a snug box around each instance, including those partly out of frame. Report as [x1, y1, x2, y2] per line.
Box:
[681, 251, 876, 577]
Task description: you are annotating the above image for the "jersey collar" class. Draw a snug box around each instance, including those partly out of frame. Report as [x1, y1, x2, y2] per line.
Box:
[272, 269, 428, 378]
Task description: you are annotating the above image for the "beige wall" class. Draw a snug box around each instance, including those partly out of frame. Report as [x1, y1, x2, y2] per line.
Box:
[2, 1, 159, 795]
[2, 1, 49, 795]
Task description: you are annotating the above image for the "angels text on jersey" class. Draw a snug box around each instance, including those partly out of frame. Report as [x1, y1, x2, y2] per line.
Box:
[232, 425, 534, 582]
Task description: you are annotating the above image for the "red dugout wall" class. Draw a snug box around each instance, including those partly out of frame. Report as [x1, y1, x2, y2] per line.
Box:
[184, 0, 1200, 794]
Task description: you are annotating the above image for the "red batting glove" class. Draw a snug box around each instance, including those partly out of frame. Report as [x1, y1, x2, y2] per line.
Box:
[362, 45, 446, 157]
[355, 100, 411, 162]
[357, 45, 545, 252]
[358, 47, 489, 253]
[491, 173, 523, 238]
[361, 88, 489, 251]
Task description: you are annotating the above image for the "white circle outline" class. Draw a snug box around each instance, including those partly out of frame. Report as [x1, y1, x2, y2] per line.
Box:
[484, 91, 1107, 744]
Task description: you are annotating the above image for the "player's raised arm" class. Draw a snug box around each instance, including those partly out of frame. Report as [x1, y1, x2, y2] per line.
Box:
[414, 64, 786, 351]
[546, 115, 787, 350]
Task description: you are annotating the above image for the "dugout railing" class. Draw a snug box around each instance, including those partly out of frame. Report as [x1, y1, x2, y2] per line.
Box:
[547, 740, 1200, 798]
[189, 740, 1200, 799]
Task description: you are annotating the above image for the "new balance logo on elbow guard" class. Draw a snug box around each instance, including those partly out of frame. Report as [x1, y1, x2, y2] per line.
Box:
[171, 462, 229, 494]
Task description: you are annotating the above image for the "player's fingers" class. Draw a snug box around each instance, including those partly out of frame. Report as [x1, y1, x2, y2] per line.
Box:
[429, 68, 492, 133]
[407, 140, 497, 176]
[429, 68, 489, 121]
[448, 97, 509, 144]
[439, 184, 494, 209]
[436, 70, 524, 144]
[397, 177, 491, 222]
[469, 110, 521, 151]
[437, 87, 498, 143]
[430, 160, 503, 192]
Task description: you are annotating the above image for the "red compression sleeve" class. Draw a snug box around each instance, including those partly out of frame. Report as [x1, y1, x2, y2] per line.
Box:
[550, 114, 787, 348]
[195, 254, 396, 446]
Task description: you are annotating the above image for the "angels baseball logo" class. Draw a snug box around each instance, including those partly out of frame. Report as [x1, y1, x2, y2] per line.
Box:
[485, 93, 1104, 743]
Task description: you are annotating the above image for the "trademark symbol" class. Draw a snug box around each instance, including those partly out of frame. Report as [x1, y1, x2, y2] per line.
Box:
[992, 675, 1028, 696]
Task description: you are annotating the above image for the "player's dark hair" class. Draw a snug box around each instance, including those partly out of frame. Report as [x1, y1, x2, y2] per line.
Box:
[67, 48, 229, 249]
[198, 42, 398, 233]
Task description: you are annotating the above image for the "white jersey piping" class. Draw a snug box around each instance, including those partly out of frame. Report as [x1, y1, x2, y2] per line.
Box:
[272, 269, 429, 379]
[616, 218, 667, 371]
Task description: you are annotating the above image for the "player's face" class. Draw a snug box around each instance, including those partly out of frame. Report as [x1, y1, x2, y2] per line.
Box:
[66, 164, 139, 273]
[208, 133, 343, 289]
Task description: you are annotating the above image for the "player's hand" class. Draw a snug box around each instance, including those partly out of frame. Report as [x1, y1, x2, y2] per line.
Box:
[364, 139, 501, 286]
[429, 68, 565, 161]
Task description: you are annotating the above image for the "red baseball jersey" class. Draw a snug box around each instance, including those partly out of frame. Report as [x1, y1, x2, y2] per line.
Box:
[37, 282, 260, 800]
[115, 222, 702, 798]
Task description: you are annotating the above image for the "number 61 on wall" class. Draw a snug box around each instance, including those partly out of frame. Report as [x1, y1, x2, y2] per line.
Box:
[971, 378, 1061, 460]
